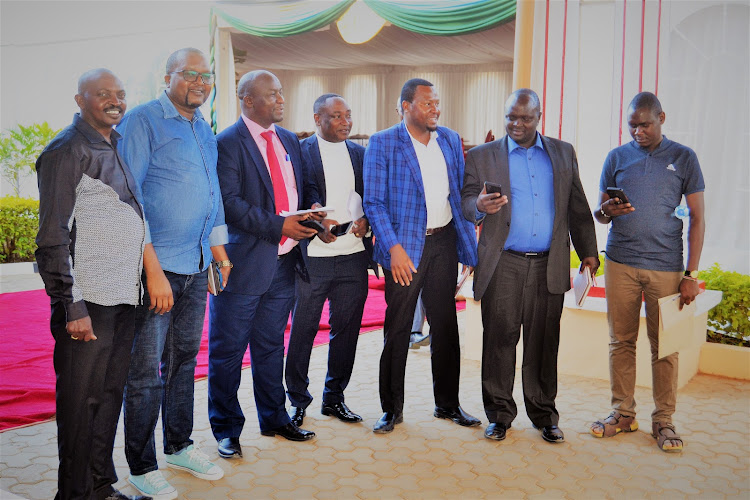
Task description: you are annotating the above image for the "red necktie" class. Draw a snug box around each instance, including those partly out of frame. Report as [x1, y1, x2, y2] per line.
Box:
[261, 130, 289, 245]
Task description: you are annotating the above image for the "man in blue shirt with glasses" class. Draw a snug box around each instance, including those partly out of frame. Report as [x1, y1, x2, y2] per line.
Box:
[117, 48, 231, 499]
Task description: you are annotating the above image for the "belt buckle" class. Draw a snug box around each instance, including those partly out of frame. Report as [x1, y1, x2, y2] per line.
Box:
[526, 252, 538, 257]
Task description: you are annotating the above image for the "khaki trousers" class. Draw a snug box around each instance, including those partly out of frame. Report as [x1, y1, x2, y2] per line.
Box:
[605, 259, 683, 423]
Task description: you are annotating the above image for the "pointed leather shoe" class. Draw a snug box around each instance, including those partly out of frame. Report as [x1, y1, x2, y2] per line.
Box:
[484, 422, 510, 441]
[104, 489, 152, 500]
[261, 423, 315, 441]
[321, 402, 363, 423]
[540, 425, 565, 443]
[288, 406, 305, 427]
[217, 437, 242, 458]
[373, 412, 403, 433]
[434, 406, 481, 427]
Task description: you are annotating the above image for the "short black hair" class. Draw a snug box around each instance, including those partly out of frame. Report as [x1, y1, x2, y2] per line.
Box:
[400, 78, 433, 105]
[629, 91, 663, 116]
[313, 93, 342, 114]
[166, 48, 205, 74]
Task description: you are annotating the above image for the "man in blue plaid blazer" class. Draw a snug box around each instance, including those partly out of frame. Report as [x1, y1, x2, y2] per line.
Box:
[364, 78, 480, 434]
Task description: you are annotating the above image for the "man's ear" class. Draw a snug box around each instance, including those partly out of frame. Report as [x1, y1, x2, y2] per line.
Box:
[74, 94, 84, 110]
[658, 111, 666, 124]
[313, 113, 321, 128]
[164, 74, 171, 88]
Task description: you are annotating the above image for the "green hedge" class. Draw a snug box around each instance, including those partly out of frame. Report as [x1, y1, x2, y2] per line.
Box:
[700, 263, 750, 346]
[0, 196, 38, 263]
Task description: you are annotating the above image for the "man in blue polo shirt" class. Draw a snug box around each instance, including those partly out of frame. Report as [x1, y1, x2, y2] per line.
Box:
[590, 92, 705, 453]
[117, 48, 231, 498]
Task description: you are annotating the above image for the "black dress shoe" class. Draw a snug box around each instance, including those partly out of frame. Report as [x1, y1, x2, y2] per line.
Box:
[261, 422, 315, 441]
[484, 422, 510, 441]
[288, 406, 305, 427]
[321, 401, 363, 423]
[217, 437, 243, 458]
[539, 424, 565, 443]
[104, 488, 152, 500]
[434, 406, 481, 427]
[373, 412, 403, 434]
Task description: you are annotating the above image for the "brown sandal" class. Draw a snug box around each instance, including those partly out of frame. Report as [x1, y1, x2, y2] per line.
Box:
[590, 411, 639, 438]
[652, 422, 683, 452]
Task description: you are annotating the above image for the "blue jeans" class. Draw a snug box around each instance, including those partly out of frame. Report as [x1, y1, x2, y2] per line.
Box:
[123, 269, 207, 476]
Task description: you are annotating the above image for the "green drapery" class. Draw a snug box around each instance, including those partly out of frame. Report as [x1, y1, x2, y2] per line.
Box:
[211, 0, 356, 38]
[362, 0, 516, 36]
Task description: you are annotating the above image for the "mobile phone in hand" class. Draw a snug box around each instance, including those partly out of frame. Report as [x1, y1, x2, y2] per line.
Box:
[606, 187, 630, 205]
[484, 181, 503, 196]
[299, 219, 326, 233]
[330, 221, 353, 237]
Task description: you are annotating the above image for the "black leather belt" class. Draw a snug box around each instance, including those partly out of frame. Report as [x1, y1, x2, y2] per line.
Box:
[426, 224, 449, 236]
[504, 249, 550, 258]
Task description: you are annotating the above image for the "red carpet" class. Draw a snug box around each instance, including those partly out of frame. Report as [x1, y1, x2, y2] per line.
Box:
[0, 275, 465, 431]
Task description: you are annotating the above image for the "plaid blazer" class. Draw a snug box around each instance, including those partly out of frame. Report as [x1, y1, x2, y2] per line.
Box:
[363, 122, 478, 270]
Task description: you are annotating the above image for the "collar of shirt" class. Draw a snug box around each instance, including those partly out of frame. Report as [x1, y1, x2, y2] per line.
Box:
[316, 132, 349, 152]
[73, 113, 121, 146]
[158, 90, 204, 123]
[406, 127, 440, 149]
[241, 113, 278, 144]
[507, 132, 545, 154]
[630, 135, 672, 155]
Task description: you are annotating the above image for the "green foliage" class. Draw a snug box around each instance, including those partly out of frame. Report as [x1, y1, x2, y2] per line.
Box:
[570, 251, 605, 277]
[700, 263, 750, 345]
[0, 123, 60, 196]
[0, 196, 38, 263]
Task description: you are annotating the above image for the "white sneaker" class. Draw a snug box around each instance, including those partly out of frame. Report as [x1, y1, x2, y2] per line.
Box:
[128, 470, 178, 500]
[165, 444, 224, 480]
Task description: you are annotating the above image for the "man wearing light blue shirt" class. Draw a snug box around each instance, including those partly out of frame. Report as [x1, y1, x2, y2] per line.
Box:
[462, 89, 598, 443]
[117, 48, 230, 499]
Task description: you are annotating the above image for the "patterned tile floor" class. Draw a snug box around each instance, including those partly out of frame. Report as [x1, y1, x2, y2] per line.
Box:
[1, 274, 748, 499]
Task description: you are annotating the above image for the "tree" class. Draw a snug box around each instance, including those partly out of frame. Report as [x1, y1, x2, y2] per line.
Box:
[0, 123, 61, 196]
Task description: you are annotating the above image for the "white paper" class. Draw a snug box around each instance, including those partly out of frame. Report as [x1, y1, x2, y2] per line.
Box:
[347, 191, 364, 221]
[658, 293, 696, 359]
[455, 266, 471, 297]
[280, 206, 334, 217]
[572, 267, 594, 307]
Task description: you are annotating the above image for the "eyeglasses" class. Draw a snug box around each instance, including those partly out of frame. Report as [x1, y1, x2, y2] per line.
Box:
[172, 70, 215, 85]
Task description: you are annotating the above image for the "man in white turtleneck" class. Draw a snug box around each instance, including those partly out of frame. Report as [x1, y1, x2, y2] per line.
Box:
[285, 94, 376, 427]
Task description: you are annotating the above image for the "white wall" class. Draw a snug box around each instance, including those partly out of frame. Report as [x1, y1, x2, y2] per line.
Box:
[0, 0, 213, 198]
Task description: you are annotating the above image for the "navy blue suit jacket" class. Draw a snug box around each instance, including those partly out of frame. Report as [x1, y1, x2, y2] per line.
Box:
[300, 135, 378, 275]
[216, 118, 319, 295]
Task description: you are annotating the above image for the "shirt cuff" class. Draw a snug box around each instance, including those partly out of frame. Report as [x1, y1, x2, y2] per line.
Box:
[209, 224, 229, 247]
[65, 300, 89, 322]
[144, 220, 152, 245]
[474, 207, 486, 224]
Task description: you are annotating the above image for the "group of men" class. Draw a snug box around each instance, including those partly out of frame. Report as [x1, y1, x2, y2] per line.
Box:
[35, 45, 704, 499]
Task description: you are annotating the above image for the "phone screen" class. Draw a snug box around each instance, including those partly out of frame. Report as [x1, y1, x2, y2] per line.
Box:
[484, 181, 503, 196]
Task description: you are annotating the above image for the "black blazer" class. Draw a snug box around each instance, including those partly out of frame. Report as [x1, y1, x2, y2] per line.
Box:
[300, 135, 378, 275]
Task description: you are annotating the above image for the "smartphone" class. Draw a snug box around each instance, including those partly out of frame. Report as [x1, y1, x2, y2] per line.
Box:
[606, 187, 630, 205]
[484, 181, 503, 196]
[299, 219, 326, 233]
[330, 221, 353, 237]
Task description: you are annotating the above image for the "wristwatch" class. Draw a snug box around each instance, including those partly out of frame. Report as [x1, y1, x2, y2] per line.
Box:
[216, 260, 233, 269]
[683, 270, 698, 280]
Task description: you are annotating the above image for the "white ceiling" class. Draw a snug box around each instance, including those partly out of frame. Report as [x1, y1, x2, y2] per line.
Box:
[229, 21, 515, 72]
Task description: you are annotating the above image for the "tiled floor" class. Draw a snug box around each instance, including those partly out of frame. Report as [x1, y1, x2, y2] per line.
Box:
[1, 275, 749, 499]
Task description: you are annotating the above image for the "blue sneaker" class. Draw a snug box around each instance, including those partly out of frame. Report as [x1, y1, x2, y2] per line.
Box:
[128, 470, 177, 500]
[165, 445, 224, 480]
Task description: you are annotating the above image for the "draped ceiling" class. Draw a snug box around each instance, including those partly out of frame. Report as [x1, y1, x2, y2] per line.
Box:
[209, 0, 516, 142]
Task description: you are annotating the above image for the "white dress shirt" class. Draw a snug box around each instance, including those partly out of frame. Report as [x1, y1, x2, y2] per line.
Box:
[407, 128, 453, 229]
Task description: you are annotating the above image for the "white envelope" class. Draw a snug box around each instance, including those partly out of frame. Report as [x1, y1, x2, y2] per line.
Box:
[657, 293, 696, 359]
[347, 190, 364, 221]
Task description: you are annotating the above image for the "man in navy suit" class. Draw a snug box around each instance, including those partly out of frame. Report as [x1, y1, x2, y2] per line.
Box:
[364, 78, 480, 433]
[285, 94, 377, 428]
[208, 70, 323, 458]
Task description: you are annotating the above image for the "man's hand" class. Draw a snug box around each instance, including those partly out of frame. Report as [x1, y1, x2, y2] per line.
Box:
[148, 269, 173, 315]
[218, 266, 231, 288]
[282, 215, 319, 241]
[318, 219, 338, 244]
[309, 202, 327, 221]
[476, 185, 508, 215]
[679, 278, 700, 310]
[580, 256, 600, 276]
[352, 217, 369, 238]
[600, 197, 635, 218]
[389, 244, 417, 286]
[67, 315, 97, 342]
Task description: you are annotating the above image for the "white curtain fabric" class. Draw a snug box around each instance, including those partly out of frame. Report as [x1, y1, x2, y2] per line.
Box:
[662, 2, 750, 273]
[272, 62, 512, 145]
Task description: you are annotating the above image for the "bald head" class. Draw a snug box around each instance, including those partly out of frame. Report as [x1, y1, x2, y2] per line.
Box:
[504, 88, 541, 148]
[238, 70, 284, 128]
[166, 48, 206, 74]
[504, 88, 541, 114]
[78, 68, 118, 94]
